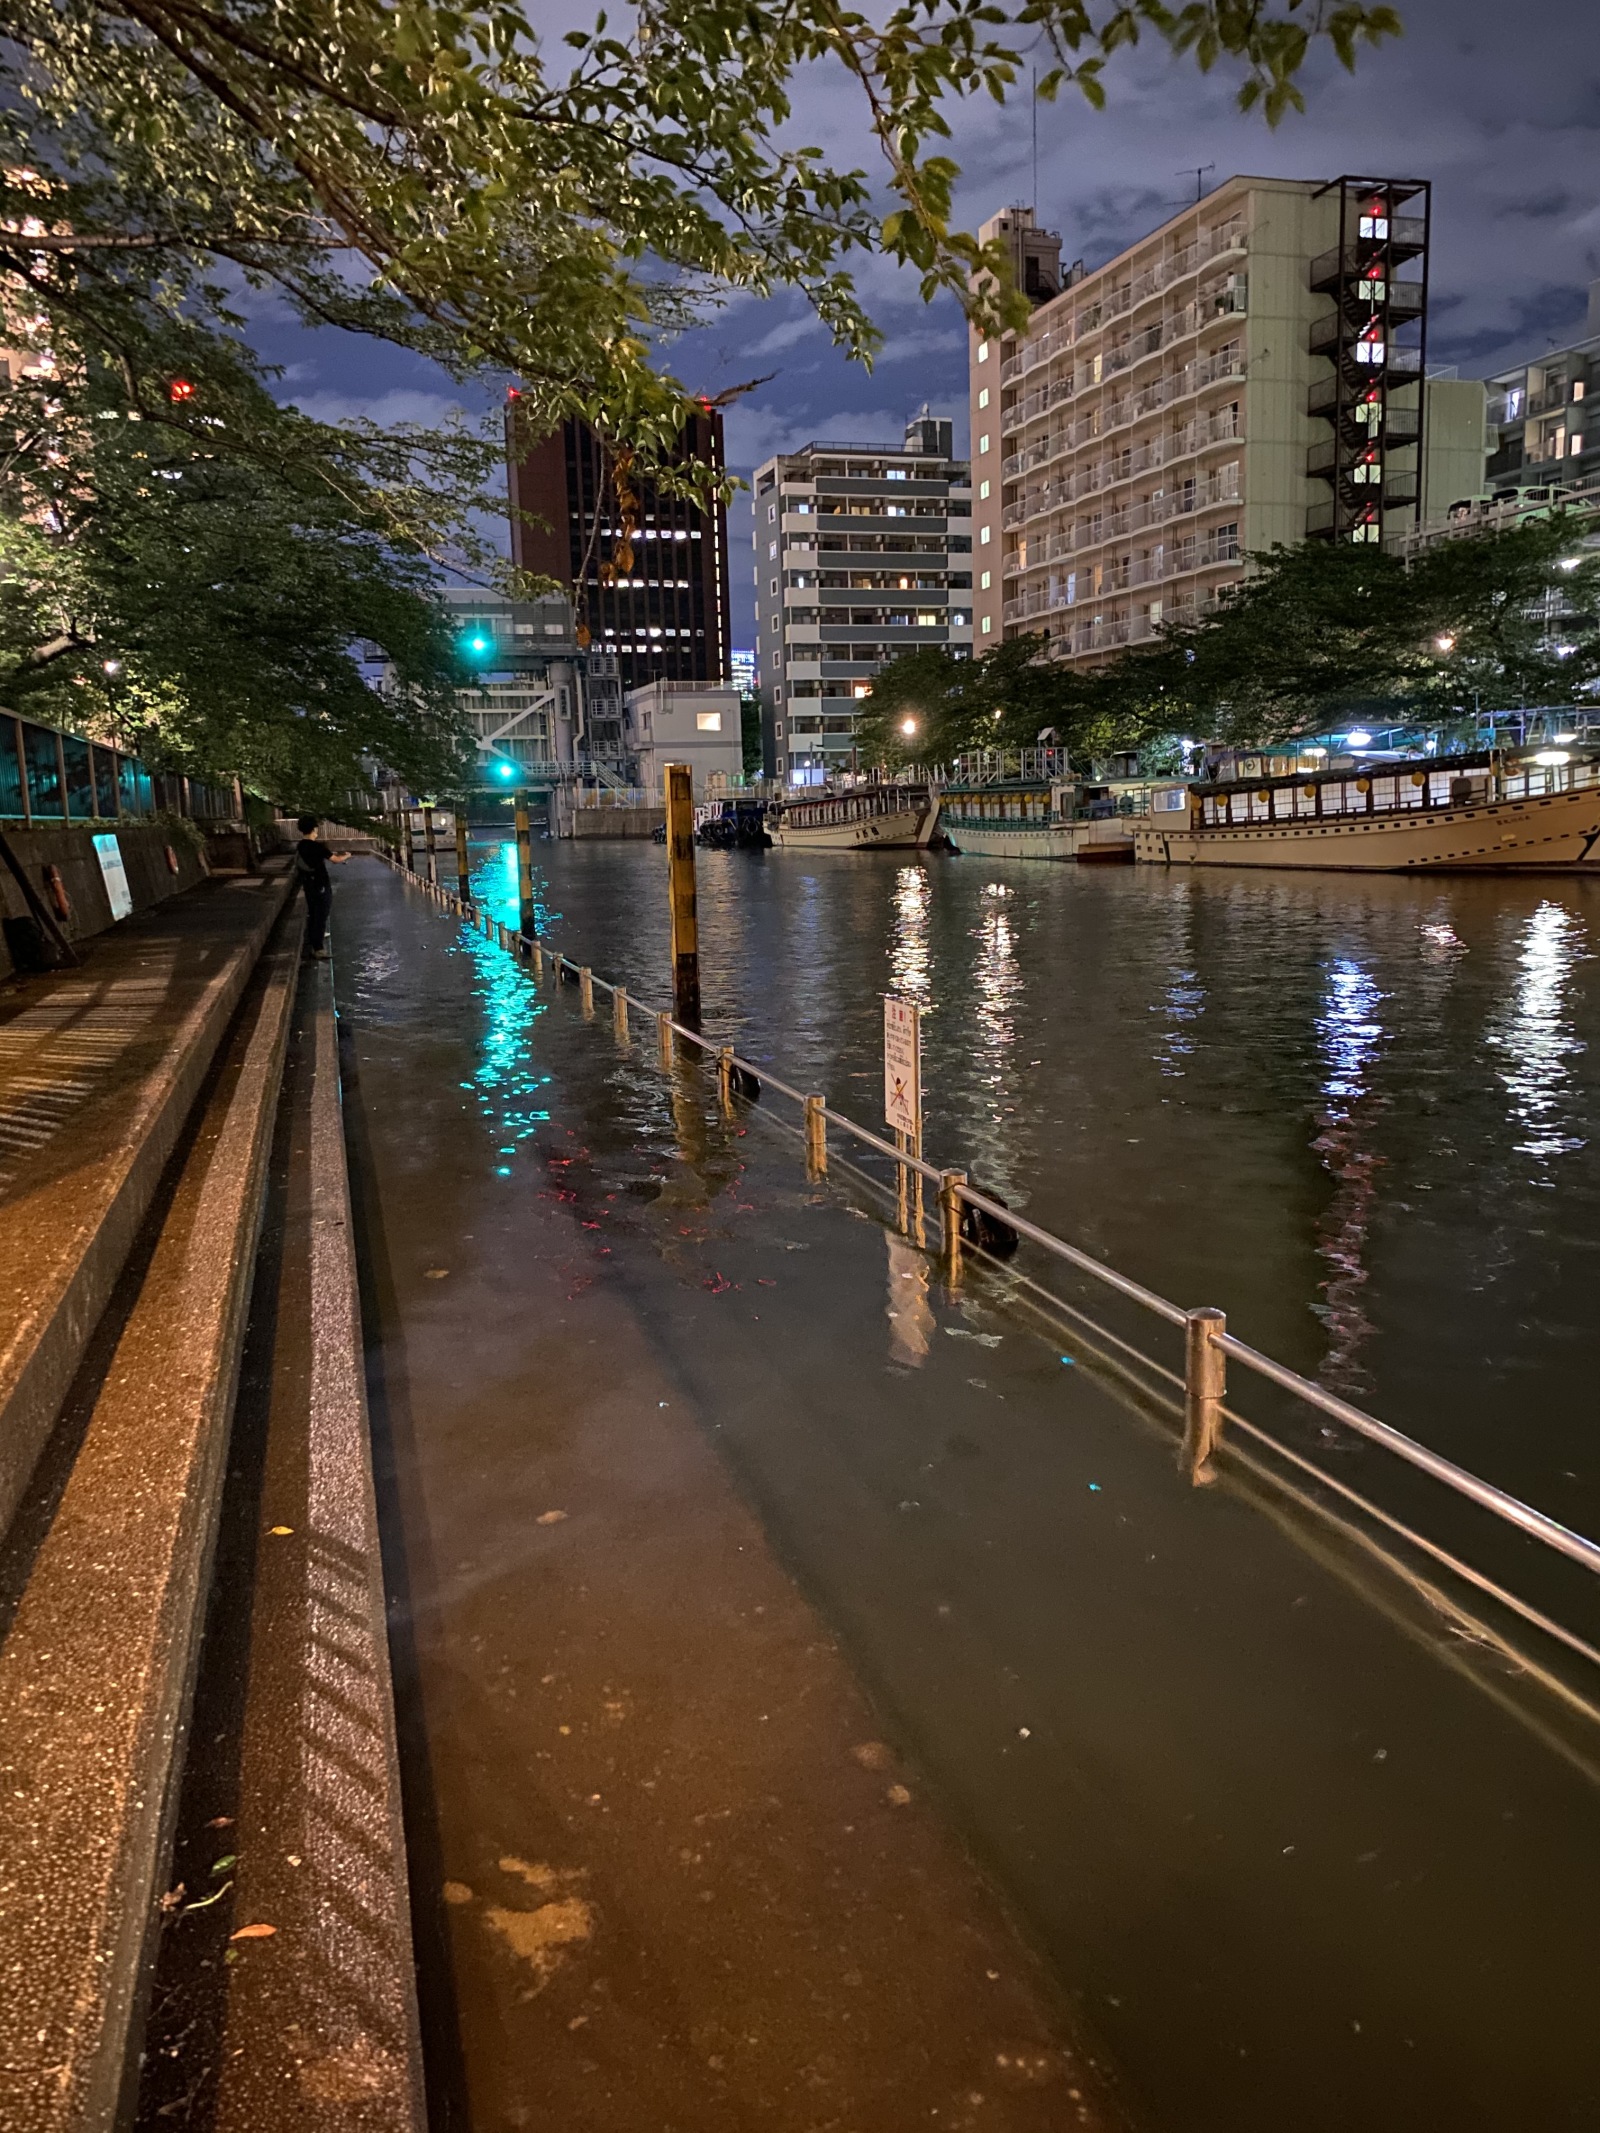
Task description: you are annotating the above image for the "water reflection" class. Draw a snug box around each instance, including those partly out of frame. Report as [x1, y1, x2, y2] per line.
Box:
[1311, 957, 1388, 1393]
[1488, 901, 1589, 1167]
[460, 922, 551, 1155]
[885, 1230, 934, 1366]
[889, 865, 933, 1004]
[971, 885, 1021, 1140]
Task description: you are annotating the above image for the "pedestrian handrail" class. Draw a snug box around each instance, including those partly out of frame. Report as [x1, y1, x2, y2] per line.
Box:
[382, 854, 1600, 1687]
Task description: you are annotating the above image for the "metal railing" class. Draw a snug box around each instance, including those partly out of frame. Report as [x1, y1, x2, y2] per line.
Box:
[381, 853, 1600, 1696]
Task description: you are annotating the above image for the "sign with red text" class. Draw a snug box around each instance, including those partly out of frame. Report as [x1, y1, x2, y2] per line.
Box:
[883, 996, 922, 1139]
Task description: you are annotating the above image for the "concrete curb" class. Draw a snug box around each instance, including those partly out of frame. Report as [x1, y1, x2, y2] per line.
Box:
[201, 957, 427, 2130]
[0, 877, 293, 1544]
[0, 905, 303, 2133]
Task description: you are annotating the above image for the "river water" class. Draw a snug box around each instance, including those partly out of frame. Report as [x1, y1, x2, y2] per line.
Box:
[487, 837, 1600, 1526]
[351, 842, 1600, 2132]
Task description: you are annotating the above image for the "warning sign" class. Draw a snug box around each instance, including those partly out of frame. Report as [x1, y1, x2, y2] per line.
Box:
[883, 996, 922, 1139]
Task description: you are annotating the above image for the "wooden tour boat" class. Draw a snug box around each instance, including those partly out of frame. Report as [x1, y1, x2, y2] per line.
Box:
[941, 775, 1136, 863]
[1134, 750, 1600, 872]
[767, 783, 939, 852]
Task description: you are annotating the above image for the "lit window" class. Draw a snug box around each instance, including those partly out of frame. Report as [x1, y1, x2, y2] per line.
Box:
[977, 387, 990, 409]
[1573, 433, 1585, 453]
[768, 540, 777, 558]
[979, 433, 990, 455]
[981, 616, 992, 634]
[980, 525, 991, 545]
[979, 479, 990, 499]
[1505, 388, 1524, 420]
[1359, 214, 1389, 239]
[980, 570, 991, 590]
[696, 711, 723, 731]
[977, 340, 990, 363]
[1574, 381, 1586, 401]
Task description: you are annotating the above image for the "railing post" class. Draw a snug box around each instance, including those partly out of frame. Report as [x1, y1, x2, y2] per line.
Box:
[579, 965, 594, 1017]
[455, 811, 471, 904]
[514, 795, 536, 939]
[804, 1094, 827, 1178]
[614, 986, 629, 1042]
[718, 1046, 734, 1115]
[940, 1169, 967, 1285]
[530, 936, 543, 978]
[657, 1012, 673, 1070]
[1183, 1307, 1226, 1486]
[423, 803, 438, 885]
[663, 762, 701, 1028]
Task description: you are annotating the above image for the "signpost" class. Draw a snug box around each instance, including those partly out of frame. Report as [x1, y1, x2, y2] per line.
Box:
[884, 996, 924, 1240]
[91, 833, 133, 923]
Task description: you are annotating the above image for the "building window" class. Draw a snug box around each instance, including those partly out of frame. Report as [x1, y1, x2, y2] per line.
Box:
[775, 724, 784, 739]
[977, 387, 990, 410]
[981, 616, 992, 634]
[980, 525, 991, 545]
[1574, 381, 1586, 401]
[768, 540, 778, 559]
[979, 479, 990, 499]
[770, 579, 779, 595]
[979, 433, 990, 455]
[977, 339, 989, 363]
[696, 711, 723, 731]
[980, 570, 991, 590]
[767, 503, 777, 522]
[771, 649, 780, 667]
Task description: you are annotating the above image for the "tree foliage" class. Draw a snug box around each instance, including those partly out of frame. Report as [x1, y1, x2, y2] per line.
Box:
[855, 515, 1600, 769]
[0, 304, 480, 809]
[2, 0, 1403, 470]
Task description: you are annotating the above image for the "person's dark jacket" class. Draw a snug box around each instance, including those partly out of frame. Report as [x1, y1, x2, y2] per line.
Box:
[294, 837, 333, 892]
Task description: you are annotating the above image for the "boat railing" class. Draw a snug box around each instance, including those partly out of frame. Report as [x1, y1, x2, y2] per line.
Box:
[384, 848, 1600, 1715]
[1190, 753, 1600, 828]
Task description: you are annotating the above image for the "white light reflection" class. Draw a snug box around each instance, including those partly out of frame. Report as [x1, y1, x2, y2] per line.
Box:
[884, 1231, 934, 1366]
[1156, 967, 1204, 1075]
[889, 865, 933, 1004]
[972, 890, 1020, 1111]
[1311, 958, 1389, 1393]
[1488, 902, 1589, 1167]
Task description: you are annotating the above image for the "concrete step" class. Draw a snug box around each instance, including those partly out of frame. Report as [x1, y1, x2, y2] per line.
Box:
[134, 961, 425, 2131]
[0, 873, 294, 1543]
[0, 904, 302, 2132]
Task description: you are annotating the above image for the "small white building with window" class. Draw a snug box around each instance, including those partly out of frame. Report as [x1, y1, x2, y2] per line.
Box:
[624, 680, 744, 798]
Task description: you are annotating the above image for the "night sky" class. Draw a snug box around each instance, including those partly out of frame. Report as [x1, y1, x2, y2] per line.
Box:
[253, 0, 1598, 651]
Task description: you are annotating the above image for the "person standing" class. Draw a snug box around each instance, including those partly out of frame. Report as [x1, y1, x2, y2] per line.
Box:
[294, 813, 334, 959]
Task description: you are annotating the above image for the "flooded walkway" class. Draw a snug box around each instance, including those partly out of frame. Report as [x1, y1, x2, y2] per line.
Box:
[335, 854, 1600, 2133]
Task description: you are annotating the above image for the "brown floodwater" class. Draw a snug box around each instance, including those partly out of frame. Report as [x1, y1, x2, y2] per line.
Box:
[337, 843, 1600, 2133]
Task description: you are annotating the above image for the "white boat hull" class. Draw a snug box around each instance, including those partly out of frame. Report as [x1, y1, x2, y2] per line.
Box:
[1134, 787, 1600, 872]
[945, 819, 1133, 862]
[771, 806, 932, 851]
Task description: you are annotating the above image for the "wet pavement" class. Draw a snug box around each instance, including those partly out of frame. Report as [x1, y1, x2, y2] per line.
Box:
[335, 853, 1600, 2133]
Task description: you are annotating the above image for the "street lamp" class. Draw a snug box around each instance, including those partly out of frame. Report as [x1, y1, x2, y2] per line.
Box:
[1435, 634, 1456, 652]
[900, 716, 918, 737]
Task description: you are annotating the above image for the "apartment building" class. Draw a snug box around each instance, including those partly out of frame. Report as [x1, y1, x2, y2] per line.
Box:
[753, 414, 973, 781]
[506, 403, 730, 691]
[1483, 281, 1600, 502]
[973, 178, 1485, 667]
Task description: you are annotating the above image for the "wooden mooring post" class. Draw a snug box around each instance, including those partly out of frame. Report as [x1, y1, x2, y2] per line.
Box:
[664, 763, 701, 1028]
[455, 812, 471, 903]
[1183, 1307, 1226, 1485]
[514, 795, 536, 942]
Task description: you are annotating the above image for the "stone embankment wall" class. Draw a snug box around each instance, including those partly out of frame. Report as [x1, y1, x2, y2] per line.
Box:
[0, 822, 211, 980]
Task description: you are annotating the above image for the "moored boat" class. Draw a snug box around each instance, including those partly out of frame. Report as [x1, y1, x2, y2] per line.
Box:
[941, 773, 1135, 863]
[768, 782, 939, 851]
[1134, 749, 1600, 871]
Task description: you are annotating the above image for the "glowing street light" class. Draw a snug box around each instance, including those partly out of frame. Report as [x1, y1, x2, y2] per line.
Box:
[1435, 634, 1456, 652]
[1345, 729, 1373, 749]
[900, 716, 918, 737]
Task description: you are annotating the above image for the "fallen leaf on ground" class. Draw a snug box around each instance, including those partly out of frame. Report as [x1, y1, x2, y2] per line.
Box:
[205, 1816, 232, 1830]
[424, 1267, 449, 1279]
[268, 1525, 293, 1536]
[886, 1784, 913, 1807]
[230, 1923, 277, 1941]
[536, 1510, 568, 1526]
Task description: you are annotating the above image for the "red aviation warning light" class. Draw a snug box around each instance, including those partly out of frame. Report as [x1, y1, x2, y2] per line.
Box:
[168, 378, 196, 403]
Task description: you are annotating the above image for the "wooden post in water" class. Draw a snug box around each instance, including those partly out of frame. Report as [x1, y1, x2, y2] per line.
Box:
[423, 801, 438, 885]
[455, 812, 471, 903]
[1183, 1307, 1226, 1486]
[514, 795, 536, 942]
[656, 1012, 674, 1071]
[804, 1094, 827, 1179]
[614, 987, 630, 1044]
[940, 1169, 967, 1286]
[664, 763, 701, 1028]
[579, 966, 594, 1017]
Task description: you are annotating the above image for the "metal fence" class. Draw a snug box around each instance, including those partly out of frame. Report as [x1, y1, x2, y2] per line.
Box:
[384, 854, 1600, 1705]
[0, 708, 235, 827]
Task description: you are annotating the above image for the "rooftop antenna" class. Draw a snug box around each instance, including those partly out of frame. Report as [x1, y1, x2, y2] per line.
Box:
[1179, 163, 1216, 204]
